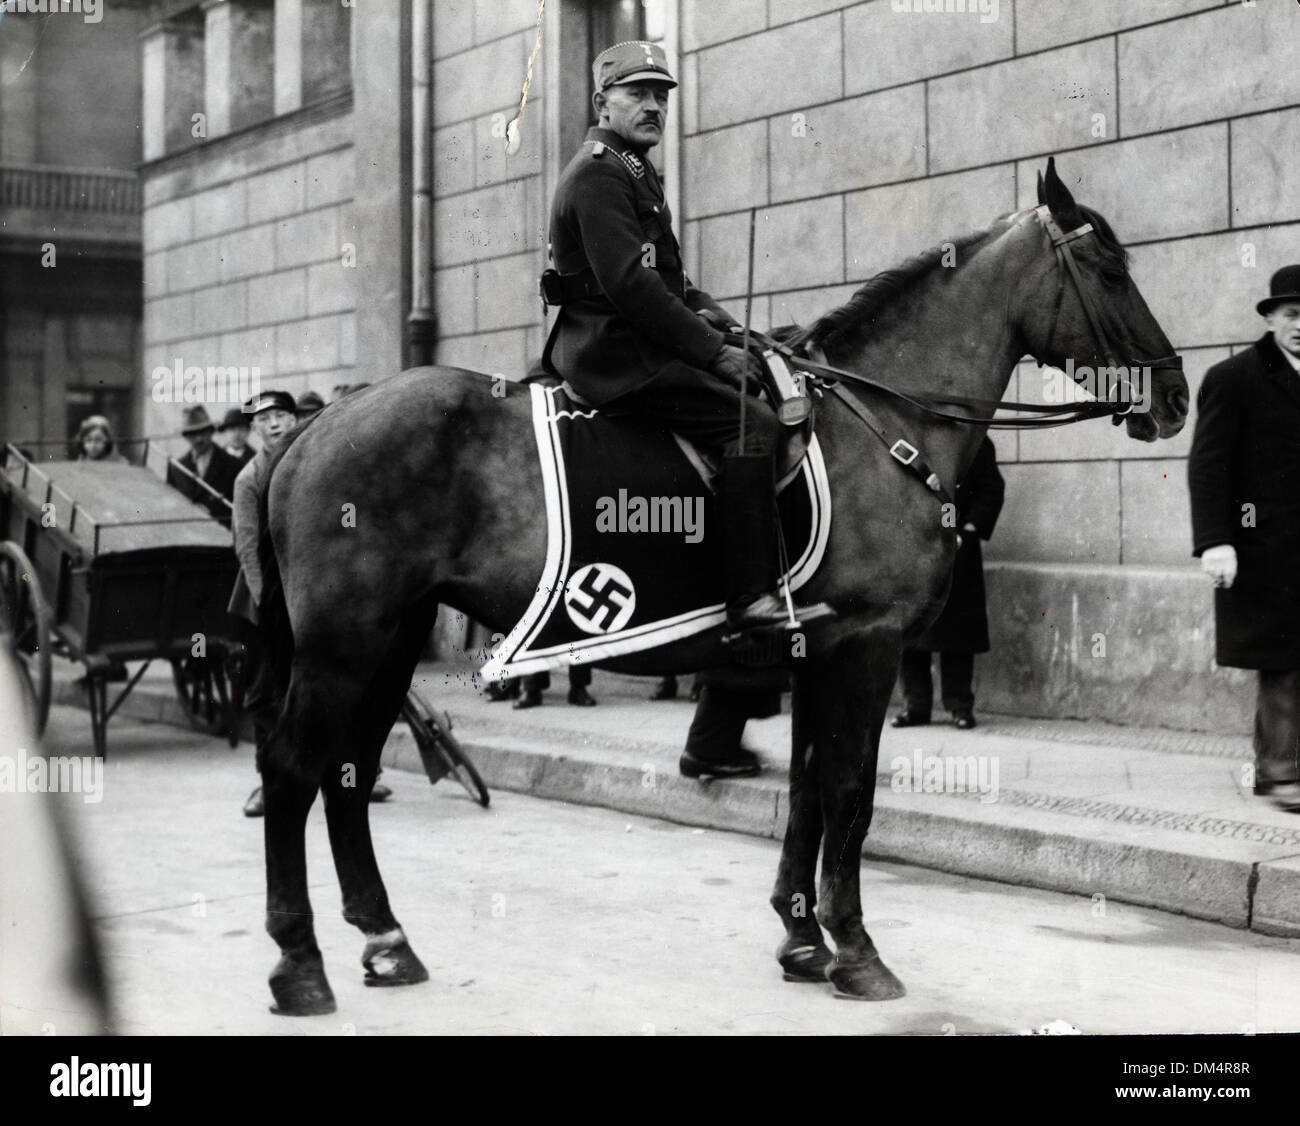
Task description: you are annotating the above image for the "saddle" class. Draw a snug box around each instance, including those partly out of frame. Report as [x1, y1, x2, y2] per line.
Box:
[558, 347, 818, 494]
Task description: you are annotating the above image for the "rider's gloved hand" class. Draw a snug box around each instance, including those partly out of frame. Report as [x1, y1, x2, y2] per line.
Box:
[709, 344, 763, 390]
[1201, 544, 1237, 589]
[697, 308, 741, 333]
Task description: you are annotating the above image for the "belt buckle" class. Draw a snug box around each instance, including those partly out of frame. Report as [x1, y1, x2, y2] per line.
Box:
[889, 439, 918, 466]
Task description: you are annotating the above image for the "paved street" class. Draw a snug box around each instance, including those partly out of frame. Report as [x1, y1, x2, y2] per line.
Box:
[28, 704, 1300, 1036]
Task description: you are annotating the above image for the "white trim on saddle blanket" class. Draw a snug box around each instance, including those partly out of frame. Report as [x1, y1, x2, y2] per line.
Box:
[480, 383, 832, 682]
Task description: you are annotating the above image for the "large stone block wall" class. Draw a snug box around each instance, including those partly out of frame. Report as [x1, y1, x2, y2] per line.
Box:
[140, 108, 357, 449]
[679, 0, 1300, 572]
[678, 0, 1298, 730]
[431, 0, 548, 377]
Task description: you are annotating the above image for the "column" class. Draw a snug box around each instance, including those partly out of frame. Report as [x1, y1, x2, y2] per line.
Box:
[203, 0, 274, 138]
[274, 0, 304, 116]
[141, 13, 205, 161]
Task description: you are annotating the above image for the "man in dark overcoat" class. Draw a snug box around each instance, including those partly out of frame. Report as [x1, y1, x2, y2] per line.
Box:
[165, 405, 242, 527]
[1188, 265, 1300, 811]
[542, 41, 827, 634]
[891, 436, 1005, 730]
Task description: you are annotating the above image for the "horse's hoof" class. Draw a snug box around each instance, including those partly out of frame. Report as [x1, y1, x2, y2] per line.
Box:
[828, 952, 907, 1001]
[269, 955, 337, 1016]
[362, 937, 430, 988]
[776, 936, 834, 983]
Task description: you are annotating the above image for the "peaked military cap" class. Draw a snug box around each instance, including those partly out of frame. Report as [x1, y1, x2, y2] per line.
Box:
[592, 40, 676, 91]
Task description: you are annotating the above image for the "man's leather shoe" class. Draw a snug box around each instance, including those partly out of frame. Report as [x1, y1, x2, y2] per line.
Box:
[243, 786, 264, 817]
[513, 688, 543, 710]
[370, 781, 392, 803]
[951, 711, 977, 730]
[567, 687, 597, 706]
[726, 593, 835, 633]
[679, 748, 762, 779]
[1254, 779, 1300, 811]
[485, 680, 519, 702]
[890, 710, 931, 728]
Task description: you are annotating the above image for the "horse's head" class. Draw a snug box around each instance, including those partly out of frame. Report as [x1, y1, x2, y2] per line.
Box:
[1017, 158, 1188, 441]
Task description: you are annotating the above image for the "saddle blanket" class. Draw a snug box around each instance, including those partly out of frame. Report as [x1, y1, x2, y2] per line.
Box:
[480, 383, 832, 681]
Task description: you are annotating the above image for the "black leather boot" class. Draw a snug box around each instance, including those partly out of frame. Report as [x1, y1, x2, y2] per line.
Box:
[720, 455, 833, 633]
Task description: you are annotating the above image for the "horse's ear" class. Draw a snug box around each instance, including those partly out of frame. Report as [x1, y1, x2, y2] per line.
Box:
[1036, 170, 1045, 206]
[1042, 156, 1080, 220]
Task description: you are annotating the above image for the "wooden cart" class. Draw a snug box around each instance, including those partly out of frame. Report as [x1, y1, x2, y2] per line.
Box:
[0, 443, 240, 756]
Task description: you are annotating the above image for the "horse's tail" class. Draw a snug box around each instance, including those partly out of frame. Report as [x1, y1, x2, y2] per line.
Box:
[254, 419, 317, 719]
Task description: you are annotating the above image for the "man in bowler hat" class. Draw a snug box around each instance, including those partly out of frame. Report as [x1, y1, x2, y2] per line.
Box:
[1189, 265, 1300, 811]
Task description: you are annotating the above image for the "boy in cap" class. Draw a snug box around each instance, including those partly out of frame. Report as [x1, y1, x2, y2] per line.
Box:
[1189, 265, 1300, 811]
[166, 404, 242, 527]
[541, 41, 830, 636]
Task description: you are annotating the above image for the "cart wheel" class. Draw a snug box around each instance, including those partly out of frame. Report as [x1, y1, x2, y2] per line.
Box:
[171, 652, 232, 737]
[0, 541, 52, 736]
[403, 690, 490, 807]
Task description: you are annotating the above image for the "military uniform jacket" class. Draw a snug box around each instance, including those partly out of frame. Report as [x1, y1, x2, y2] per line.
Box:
[1188, 333, 1300, 669]
[543, 126, 732, 406]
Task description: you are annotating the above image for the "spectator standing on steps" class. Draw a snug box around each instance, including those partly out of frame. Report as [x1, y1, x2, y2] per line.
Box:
[1188, 265, 1300, 813]
[891, 436, 1005, 731]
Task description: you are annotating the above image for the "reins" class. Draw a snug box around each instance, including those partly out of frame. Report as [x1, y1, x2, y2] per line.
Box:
[737, 205, 1181, 433]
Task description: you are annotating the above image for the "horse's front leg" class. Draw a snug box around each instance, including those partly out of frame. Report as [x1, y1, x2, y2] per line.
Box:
[815, 631, 907, 1000]
[770, 660, 833, 982]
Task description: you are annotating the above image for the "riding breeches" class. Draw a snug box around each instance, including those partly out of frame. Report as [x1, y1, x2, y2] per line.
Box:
[602, 361, 778, 459]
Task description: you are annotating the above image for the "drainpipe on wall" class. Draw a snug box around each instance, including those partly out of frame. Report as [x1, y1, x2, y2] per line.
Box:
[408, 0, 436, 365]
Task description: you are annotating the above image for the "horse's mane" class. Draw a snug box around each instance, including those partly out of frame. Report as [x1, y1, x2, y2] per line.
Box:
[790, 203, 1129, 357]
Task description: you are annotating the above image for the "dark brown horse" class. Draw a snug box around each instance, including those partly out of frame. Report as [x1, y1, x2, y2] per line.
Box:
[255, 161, 1188, 1014]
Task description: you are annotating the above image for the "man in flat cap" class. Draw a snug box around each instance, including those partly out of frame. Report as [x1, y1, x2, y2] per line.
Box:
[542, 41, 827, 635]
[1189, 265, 1300, 811]
[166, 404, 242, 527]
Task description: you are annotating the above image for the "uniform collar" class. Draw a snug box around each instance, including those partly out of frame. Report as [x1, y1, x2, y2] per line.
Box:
[585, 126, 653, 180]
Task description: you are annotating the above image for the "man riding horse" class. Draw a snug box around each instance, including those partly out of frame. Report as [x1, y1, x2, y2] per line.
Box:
[541, 41, 826, 635]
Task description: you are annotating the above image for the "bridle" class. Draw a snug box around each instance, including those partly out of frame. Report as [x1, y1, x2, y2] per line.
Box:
[735, 205, 1183, 500]
[1035, 204, 1182, 407]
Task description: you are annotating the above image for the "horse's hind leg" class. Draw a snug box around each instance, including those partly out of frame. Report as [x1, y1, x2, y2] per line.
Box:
[320, 623, 430, 989]
[771, 662, 833, 982]
[262, 686, 334, 1015]
[815, 632, 906, 1001]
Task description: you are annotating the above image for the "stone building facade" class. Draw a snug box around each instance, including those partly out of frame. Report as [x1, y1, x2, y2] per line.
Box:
[135, 0, 1300, 730]
[1, 0, 146, 450]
